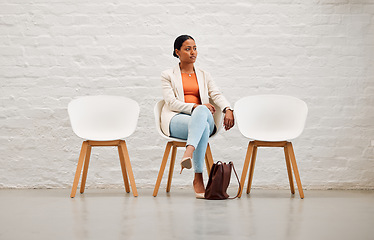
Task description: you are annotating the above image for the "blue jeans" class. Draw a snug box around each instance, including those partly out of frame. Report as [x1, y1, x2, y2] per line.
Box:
[169, 105, 215, 173]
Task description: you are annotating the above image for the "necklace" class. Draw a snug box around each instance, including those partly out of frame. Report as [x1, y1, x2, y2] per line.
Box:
[182, 71, 195, 77]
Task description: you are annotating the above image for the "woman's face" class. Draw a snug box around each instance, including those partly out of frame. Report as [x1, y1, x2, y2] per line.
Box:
[175, 39, 197, 64]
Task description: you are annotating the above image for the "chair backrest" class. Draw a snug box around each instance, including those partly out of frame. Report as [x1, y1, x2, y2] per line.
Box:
[68, 95, 139, 141]
[234, 95, 308, 141]
[154, 100, 223, 141]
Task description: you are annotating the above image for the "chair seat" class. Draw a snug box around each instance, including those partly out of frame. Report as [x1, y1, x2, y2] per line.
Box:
[243, 131, 301, 142]
[235, 94, 308, 142]
[68, 95, 139, 140]
[159, 134, 187, 142]
[80, 134, 126, 142]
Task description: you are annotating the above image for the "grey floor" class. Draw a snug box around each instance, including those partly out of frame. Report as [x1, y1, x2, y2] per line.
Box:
[0, 188, 373, 240]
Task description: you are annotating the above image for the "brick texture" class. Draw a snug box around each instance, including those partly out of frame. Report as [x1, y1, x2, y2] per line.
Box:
[0, 0, 373, 190]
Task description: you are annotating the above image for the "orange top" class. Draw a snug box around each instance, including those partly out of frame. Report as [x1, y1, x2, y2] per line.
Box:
[182, 73, 201, 104]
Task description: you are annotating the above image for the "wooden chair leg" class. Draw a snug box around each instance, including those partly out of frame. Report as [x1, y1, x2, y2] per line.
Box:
[70, 141, 89, 198]
[80, 145, 92, 194]
[238, 141, 255, 198]
[247, 146, 258, 194]
[205, 143, 214, 175]
[284, 146, 295, 194]
[119, 141, 138, 197]
[166, 145, 177, 193]
[287, 142, 304, 199]
[118, 145, 130, 193]
[153, 142, 172, 197]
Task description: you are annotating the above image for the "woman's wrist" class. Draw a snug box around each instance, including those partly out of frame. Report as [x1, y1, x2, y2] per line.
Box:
[224, 107, 233, 113]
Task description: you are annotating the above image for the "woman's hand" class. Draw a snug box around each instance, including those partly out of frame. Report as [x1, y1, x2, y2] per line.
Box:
[204, 103, 216, 114]
[223, 109, 234, 131]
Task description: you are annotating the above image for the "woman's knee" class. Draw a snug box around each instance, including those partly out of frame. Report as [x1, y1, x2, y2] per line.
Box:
[193, 105, 210, 115]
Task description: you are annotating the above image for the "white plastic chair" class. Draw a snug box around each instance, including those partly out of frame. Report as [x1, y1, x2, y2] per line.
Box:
[68, 95, 139, 198]
[153, 99, 223, 197]
[234, 95, 308, 198]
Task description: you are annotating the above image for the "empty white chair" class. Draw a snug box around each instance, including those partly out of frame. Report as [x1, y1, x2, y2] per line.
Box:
[68, 95, 139, 198]
[153, 99, 223, 197]
[234, 95, 308, 198]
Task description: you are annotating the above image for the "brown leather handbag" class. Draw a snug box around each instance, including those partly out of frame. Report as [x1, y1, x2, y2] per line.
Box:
[205, 161, 241, 200]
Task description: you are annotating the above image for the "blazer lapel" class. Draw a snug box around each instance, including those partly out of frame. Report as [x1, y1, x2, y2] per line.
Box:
[195, 67, 208, 104]
[172, 65, 185, 101]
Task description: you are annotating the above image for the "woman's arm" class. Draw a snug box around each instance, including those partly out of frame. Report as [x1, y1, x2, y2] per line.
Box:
[205, 72, 235, 130]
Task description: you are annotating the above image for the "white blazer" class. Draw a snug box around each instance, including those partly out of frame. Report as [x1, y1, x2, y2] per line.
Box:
[161, 65, 231, 136]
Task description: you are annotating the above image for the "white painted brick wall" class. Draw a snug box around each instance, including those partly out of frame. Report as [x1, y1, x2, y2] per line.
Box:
[1, 0, 373, 190]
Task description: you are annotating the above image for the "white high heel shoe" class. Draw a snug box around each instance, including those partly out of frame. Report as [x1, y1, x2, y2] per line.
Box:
[195, 192, 205, 199]
[193, 180, 205, 199]
[180, 157, 192, 174]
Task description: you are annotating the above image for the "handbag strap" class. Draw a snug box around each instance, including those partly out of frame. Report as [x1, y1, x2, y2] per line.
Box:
[228, 162, 242, 200]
